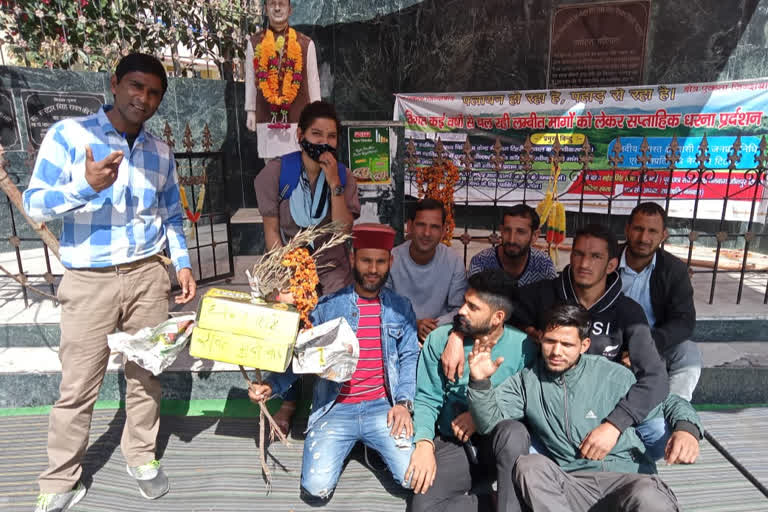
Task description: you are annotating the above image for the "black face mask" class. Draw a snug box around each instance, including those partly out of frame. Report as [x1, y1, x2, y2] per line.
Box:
[300, 138, 336, 162]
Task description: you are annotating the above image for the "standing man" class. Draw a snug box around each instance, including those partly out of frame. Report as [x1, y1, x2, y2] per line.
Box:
[621, 202, 701, 401]
[467, 304, 702, 512]
[249, 224, 419, 504]
[24, 53, 196, 511]
[468, 204, 557, 284]
[406, 270, 536, 512]
[388, 198, 468, 343]
[245, 0, 321, 158]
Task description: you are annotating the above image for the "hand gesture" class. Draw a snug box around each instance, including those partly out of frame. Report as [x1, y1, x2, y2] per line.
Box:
[175, 268, 197, 304]
[388, 404, 413, 438]
[579, 422, 621, 460]
[318, 151, 340, 188]
[468, 339, 504, 381]
[664, 430, 699, 465]
[248, 382, 273, 404]
[85, 146, 123, 192]
[451, 411, 476, 443]
[405, 441, 437, 494]
[441, 330, 466, 382]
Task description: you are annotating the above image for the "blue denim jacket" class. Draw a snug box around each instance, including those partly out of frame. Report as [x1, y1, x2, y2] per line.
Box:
[266, 284, 420, 431]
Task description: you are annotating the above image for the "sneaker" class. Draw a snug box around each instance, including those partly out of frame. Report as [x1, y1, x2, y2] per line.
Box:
[34, 482, 87, 512]
[126, 459, 169, 500]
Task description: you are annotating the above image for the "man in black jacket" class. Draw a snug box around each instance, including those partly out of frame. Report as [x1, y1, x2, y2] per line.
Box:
[619, 202, 701, 402]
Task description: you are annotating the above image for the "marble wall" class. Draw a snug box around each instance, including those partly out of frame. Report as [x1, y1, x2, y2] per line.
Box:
[2, 0, 767, 252]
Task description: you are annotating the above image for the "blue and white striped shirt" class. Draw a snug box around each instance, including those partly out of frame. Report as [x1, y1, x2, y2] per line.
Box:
[22, 106, 191, 271]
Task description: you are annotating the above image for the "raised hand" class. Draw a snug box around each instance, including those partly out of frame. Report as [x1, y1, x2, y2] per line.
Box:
[318, 151, 340, 188]
[468, 339, 504, 381]
[85, 146, 123, 192]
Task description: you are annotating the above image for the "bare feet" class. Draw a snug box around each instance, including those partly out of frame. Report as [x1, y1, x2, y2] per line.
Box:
[272, 400, 296, 436]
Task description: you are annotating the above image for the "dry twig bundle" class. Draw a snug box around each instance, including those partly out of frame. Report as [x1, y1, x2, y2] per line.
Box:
[241, 221, 351, 491]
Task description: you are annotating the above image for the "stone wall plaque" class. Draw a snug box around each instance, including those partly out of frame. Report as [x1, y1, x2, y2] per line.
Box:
[548, 1, 650, 88]
[0, 88, 21, 150]
[21, 90, 105, 148]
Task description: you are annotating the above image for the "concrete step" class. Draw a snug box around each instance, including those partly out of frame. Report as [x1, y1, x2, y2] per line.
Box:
[2, 341, 768, 409]
[5, 317, 768, 349]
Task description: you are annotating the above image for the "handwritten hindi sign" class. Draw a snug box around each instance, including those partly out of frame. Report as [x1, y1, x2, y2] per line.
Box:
[549, 1, 650, 89]
[394, 78, 768, 221]
[21, 90, 105, 147]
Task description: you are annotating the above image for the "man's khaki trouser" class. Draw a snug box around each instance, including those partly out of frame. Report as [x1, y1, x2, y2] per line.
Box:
[39, 258, 170, 493]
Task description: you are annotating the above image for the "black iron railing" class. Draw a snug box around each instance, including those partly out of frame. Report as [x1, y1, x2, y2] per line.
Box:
[403, 133, 768, 304]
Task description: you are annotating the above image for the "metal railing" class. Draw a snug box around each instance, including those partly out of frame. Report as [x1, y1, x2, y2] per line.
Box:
[0, 121, 233, 306]
[403, 133, 768, 304]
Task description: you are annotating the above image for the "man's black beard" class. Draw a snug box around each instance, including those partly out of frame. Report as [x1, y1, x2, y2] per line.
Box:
[353, 267, 389, 293]
[455, 314, 493, 338]
[501, 242, 529, 260]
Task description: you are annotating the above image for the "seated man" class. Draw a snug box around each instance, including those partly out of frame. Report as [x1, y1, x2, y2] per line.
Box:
[443, 224, 670, 460]
[388, 198, 467, 342]
[248, 223, 420, 503]
[468, 204, 556, 284]
[405, 270, 537, 512]
[620, 202, 701, 401]
[468, 304, 702, 512]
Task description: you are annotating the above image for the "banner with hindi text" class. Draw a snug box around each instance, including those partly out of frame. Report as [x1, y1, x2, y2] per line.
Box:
[393, 79, 768, 222]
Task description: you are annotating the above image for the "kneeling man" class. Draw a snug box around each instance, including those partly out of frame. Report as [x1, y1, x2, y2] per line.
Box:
[248, 224, 420, 503]
[406, 269, 537, 511]
[468, 304, 701, 512]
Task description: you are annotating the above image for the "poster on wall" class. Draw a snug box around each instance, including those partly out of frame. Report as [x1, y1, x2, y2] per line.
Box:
[548, 1, 650, 89]
[393, 78, 768, 222]
[0, 89, 21, 150]
[348, 127, 391, 184]
[21, 90, 105, 148]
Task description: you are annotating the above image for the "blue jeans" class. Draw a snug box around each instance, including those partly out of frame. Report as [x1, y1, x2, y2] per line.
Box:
[301, 398, 414, 499]
[636, 417, 670, 460]
[663, 340, 702, 402]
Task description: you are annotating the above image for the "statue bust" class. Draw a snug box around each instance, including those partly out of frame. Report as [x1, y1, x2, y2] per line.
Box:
[245, 0, 321, 158]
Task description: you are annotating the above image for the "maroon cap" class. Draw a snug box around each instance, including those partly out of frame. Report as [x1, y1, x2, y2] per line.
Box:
[352, 223, 396, 251]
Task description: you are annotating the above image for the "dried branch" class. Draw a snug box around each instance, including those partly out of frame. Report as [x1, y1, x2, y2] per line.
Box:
[238, 365, 290, 493]
[0, 149, 60, 260]
[0, 264, 57, 301]
[248, 222, 351, 298]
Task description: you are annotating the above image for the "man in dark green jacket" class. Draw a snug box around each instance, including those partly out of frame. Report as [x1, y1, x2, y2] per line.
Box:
[468, 304, 701, 512]
[406, 270, 537, 512]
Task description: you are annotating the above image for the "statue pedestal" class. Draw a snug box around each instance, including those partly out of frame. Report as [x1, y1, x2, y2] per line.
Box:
[230, 208, 265, 256]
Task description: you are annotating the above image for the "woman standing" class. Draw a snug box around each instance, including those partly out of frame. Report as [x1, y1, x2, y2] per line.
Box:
[254, 101, 360, 433]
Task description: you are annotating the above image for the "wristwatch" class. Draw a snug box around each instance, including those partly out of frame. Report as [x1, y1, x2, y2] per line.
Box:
[396, 400, 413, 414]
[332, 184, 345, 196]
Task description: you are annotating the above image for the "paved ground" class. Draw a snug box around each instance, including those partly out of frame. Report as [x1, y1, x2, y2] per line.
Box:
[1, 408, 767, 511]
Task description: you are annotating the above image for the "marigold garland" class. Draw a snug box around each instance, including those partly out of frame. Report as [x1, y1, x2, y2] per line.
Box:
[281, 247, 318, 329]
[415, 159, 460, 245]
[254, 28, 303, 129]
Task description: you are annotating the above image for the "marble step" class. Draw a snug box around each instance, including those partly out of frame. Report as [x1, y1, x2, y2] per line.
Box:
[4, 316, 768, 349]
[2, 342, 768, 409]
